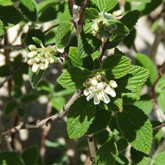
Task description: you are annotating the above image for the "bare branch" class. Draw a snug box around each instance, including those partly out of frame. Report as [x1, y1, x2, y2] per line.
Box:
[87, 134, 97, 165]
[0, 90, 82, 137]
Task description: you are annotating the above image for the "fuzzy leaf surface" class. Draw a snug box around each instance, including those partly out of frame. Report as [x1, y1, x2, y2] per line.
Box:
[29, 68, 44, 89]
[116, 105, 152, 154]
[96, 140, 118, 165]
[135, 53, 157, 85]
[57, 67, 91, 90]
[102, 55, 131, 79]
[95, 0, 117, 12]
[120, 65, 149, 101]
[55, 22, 72, 49]
[67, 97, 96, 139]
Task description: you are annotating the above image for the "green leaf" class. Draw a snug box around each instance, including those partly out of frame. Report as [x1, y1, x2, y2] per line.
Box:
[102, 55, 131, 79]
[95, 0, 117, 12]
[28, 68, 44, 89]
[32, 37, 42, 45]
[68, 47, 82, 67]
[0, 6, 22, 26]
[55, 22, 72, 49]
[155, 74, 165, 93]
[157, 89, 165, 112]
[120, 65, 149, 101]
[22, 146, 39, 165]
[137, 157, 150, 165]
[84, 7, 99, 21]
[5, 100, 18, 115]
[19, 0, 38, 21]
[96, 140, 118, 165]
[154, 151, 165, 165]
[0, 20, 5, 36]
[135, 53, 158, 85]
[123, 28, 136, 48]
[120, 10, 141, 30]
[67, 96, 96, 139]
[108, 19, 129, 42]
[39, 6, 56, 22]
[21, 94, 39, 103]
[50, 97, 66, 111]
[26, 29, 45, 46]
[0, 152, 25, 165]
[134, 95, 153, 115]
[88, 108, 111, 134]
[0, 0, 17, 6]
[57, 67, 91, 90]
[0, 64, 11, 77]
[116, 105, 153, 154]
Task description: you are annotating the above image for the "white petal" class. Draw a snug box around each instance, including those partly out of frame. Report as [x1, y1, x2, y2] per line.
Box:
[32, 63, 39, 73]
[57, 48, 64, 53]
[87, 93, 95, 101]
[104, 86, 111, 94]
[28, 44, 37, 51]
[109, 88, 116, 97]
[102, 92, 110, 104]
[84, 89, 89, 96]
[94, 94, 100, 105]
[98, 91, 103, 100]
[97, 82, 104, 90]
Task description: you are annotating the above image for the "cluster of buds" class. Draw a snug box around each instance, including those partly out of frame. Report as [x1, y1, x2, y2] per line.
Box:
[27, 44, 60, 73]
[83, 74, 118, 105]
[91, 12, 119, 42]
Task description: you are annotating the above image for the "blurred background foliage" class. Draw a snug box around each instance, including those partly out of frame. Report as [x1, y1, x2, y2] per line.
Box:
[0, 0, 165, 165]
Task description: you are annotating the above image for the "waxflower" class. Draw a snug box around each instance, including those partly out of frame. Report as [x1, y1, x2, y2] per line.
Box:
[83, 74, 118, 105]
[27, 44, 60, 73]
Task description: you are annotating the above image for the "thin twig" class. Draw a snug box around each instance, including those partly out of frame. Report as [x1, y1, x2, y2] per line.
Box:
[98, 40, 110, 62]
[153, 123, 165, 131]
[0, 44, 25, 50]
[87, 134, 97, 165]
[0, 90, 82, 137]
[44, 24, 59, 34]
[151, 63, 165, 108]
[78, 0, 89, 26]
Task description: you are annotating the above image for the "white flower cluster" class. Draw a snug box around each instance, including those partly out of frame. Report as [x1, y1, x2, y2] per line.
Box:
[83, 74, 118, 105]
[27, 45, 57, 73]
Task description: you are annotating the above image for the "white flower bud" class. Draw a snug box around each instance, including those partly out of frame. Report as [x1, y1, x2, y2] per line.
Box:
[109, 80, 118, 88]
[28, 44, 37, 51]
[113, 10, 122, 17]
[32, 63, 39, 73]
[91, 79, 98, 86]
[34, 57, 40, 63]
[27, 59, 34, 65]
[27, 52, 34, 58]
[40, 63, 46, 70]
[48, 57, 54, 64]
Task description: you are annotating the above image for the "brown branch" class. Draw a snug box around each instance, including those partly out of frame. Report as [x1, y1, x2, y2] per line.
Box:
[153, 123, 165, 131]
[151, 63, 165, 109]
[87, 134, 97, 165]
[0, 44, 25, 50]
[78, 0, 89, 26]
[0, 90, 82, 137]
[98, 40, 110, 62]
